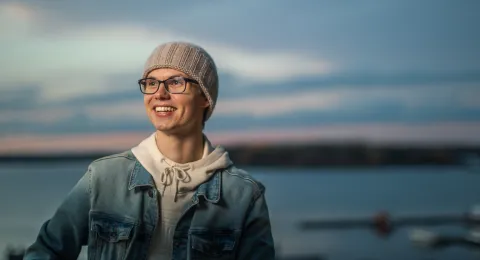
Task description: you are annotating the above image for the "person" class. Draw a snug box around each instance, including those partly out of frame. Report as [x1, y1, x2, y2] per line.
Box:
[24, 41, 275, 259]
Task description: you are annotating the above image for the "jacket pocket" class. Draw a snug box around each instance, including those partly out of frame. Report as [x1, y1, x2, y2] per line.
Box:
[89, 212, 135, 260]
[189, 229, 240, 260]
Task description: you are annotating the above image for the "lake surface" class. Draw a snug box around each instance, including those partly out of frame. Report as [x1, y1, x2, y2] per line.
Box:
[0, 160, 479, 260]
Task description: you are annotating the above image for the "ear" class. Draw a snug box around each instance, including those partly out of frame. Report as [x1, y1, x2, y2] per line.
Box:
[200, 95, 210, 108]
[198, 90, 210, 108]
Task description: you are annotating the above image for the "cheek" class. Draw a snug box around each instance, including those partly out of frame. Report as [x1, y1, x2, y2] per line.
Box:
[173, 95, 195, 110]
[144, 96, 152, 107]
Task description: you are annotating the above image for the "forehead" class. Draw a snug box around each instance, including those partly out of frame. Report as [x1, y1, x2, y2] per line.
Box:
[146, 68, 189, 79]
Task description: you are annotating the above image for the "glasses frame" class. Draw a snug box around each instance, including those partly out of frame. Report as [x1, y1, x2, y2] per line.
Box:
[138, 76, 199, 94]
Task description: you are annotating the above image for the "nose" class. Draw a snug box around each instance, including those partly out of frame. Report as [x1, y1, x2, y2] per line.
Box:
[154, 82, 170, 100]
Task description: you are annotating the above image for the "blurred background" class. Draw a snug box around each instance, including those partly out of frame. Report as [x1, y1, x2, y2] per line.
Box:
[1, 0, 480, 259]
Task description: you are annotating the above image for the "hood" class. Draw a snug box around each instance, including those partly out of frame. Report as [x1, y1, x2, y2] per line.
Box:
[131, 132, 233, 201]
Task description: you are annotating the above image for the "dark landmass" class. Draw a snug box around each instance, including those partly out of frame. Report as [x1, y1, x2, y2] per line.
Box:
[2, 250, 326, 260]
[1, 143, 480, 168]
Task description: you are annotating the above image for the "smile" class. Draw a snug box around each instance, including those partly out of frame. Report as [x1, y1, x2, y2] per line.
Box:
[155, 106, 177, 112]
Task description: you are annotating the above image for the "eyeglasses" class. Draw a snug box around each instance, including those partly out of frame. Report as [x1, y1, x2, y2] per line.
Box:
[138, 76, 199, 94]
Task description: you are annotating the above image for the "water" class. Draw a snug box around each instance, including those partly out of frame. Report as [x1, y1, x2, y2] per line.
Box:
[0, 161, 479, 260]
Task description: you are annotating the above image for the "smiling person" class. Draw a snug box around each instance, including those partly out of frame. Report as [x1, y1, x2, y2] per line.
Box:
[24, 42, 275, 260]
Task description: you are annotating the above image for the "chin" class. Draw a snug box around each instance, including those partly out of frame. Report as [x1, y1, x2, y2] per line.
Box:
[150, 115, 172, 127]
[154, 120, 186, 135]
[153, 122, 174, 132]
[156, 122, 201, 136]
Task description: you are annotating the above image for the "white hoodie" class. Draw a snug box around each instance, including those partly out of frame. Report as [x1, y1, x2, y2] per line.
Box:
[131, 132, 233, 259]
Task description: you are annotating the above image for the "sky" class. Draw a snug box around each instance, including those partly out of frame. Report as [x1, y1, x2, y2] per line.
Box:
[1, 0, 480, 154]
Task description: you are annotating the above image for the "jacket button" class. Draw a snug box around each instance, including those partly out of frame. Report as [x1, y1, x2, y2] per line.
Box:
[148, 190, 153, 198]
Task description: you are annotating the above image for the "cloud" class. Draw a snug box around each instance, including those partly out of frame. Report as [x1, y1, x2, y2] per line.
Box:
[0, 132, 149, 154]
[84, 100, 145, 122]
[0, 2, 38, 36]
[213, 82, 480, 118]
[1, 1, 479, 140]
[0, 108, 72, 124]
[69, 89, 342, 122]
[216, 90, 342, 117]
[0, 80, 478, 135]
[457, 87, 480, 109]
[0, 2, 333, 102]
[58, 82, 427, 121]
[2, 121, 480, 154]
[5, 0, 480, 78]
[207, 121, 480, 146]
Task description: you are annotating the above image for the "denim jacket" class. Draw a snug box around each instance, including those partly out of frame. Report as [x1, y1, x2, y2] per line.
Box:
[24, 151, 275, 260]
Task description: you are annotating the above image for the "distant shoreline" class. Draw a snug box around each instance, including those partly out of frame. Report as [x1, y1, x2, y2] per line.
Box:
[1, 143, 479, 168]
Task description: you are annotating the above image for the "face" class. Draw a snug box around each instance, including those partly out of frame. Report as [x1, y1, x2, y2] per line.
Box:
[143, 68, 209, 135]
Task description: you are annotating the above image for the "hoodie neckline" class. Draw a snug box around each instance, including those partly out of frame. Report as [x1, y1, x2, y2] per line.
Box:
[150, 133, 216, 171]
[131, 132, 233, 202]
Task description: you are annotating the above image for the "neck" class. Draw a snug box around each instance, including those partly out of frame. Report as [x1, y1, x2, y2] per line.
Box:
[155, 130, 205, 164]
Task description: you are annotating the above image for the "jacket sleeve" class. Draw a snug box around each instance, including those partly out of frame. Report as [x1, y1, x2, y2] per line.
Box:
[236, 188, 276, 259]
[23, 167, 92, 260]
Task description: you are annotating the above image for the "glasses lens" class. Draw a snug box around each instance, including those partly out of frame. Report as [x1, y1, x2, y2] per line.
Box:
[165, 77, 186, 93]
[139, 79, 158, 94]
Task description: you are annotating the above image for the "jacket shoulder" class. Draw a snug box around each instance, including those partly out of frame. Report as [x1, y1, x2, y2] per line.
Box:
[88, 150, 136, 179]
[91, 150, 135, 164]
[222, 166, 265, 199]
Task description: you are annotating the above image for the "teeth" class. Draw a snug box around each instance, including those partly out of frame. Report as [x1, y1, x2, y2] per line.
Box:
[155, 106, 176, 112]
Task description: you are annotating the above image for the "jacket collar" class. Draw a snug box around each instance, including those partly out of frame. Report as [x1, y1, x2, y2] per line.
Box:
[194, 169, 221, 203]
[128, 157, 221, 203]
[128, 160, 155, 190]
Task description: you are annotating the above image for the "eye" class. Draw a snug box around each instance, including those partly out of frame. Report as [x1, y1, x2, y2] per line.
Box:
[147, 80, 157, 86]
[167, 77, 185, 87]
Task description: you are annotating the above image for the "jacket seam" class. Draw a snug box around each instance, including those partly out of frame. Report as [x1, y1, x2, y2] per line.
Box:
[88, 166, 92, 195]
[224, 168, 262, 198]
[92, 152, 134, 163]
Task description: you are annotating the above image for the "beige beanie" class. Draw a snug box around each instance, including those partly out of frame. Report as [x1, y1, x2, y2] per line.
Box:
[142, 41, 219, 121]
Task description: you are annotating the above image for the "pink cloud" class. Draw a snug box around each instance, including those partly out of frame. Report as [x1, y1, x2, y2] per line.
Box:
[1, 121, 479, 155]
[0, 132, 149, 155]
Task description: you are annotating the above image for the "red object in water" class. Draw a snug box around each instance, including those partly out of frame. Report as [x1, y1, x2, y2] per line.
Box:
[374, 211, 393, 237]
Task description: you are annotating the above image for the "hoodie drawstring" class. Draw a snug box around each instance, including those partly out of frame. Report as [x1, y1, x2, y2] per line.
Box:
[159, 158, 189, 202]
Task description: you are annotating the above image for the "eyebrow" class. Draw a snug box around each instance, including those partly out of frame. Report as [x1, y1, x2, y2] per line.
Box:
[146, 74, 185, 80]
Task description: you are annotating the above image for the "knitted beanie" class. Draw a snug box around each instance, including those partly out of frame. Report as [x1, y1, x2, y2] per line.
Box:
[142, 41, 219, 121]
